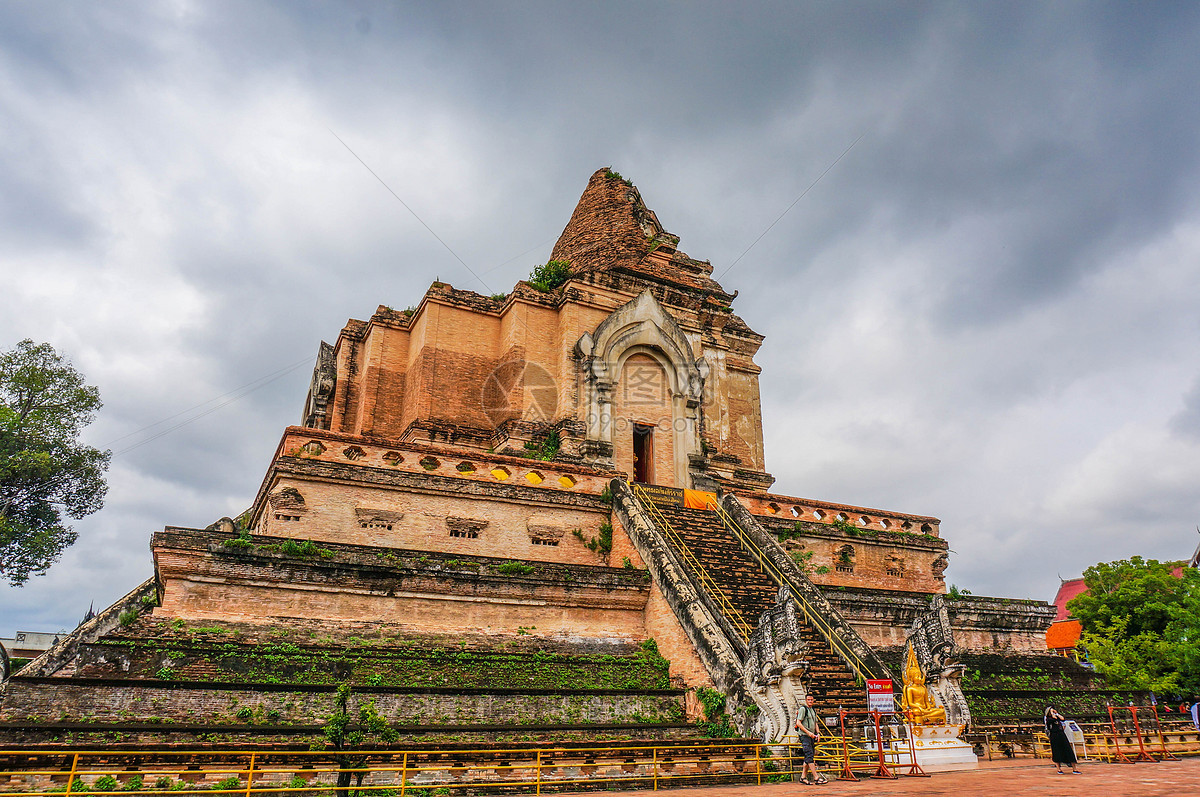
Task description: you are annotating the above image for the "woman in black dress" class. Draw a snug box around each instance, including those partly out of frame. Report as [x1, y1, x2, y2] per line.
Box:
[1044, 706, 1081, 774]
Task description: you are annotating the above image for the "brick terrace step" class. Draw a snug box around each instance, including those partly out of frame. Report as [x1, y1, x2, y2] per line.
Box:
[651, 505, 869, 715]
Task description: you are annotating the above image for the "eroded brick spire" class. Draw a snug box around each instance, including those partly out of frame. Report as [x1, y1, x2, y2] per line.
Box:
[549, 167, 729, 295]
[550, 168, 661, 276]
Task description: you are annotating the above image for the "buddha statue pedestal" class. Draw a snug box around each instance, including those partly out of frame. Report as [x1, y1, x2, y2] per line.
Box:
[892, 724, 978, 772]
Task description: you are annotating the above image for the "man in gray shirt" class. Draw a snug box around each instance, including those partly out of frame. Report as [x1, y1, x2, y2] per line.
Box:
[793, 693, 826, 784]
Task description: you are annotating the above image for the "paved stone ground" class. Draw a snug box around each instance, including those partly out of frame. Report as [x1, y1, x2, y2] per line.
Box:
[603, 757, 1200, 796]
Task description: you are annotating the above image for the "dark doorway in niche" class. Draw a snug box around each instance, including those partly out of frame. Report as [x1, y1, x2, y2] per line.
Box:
[633, 423, 655, 484]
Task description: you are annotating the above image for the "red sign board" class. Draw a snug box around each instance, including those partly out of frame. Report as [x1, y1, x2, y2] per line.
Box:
[866, 679, 894, 714]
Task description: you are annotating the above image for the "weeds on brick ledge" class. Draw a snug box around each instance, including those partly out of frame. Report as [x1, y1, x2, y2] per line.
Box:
[221, 531, 332, 559]
[527, 259, 572, 292]
[523, 429, 561, 460]
[495, 560, 535, 576]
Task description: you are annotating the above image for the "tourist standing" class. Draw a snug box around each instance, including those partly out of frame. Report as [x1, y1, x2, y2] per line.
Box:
[1044, 706, 1080, 774]
[793, 693, 826, 785]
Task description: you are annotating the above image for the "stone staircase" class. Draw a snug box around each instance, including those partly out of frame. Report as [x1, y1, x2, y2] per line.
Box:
[650, 504, 870, 716]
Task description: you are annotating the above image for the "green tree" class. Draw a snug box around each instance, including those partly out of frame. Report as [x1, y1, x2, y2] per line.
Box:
[323, 682, 399, 797]
[0, 339, 109, 585]
[1068, 556, 1200, 694]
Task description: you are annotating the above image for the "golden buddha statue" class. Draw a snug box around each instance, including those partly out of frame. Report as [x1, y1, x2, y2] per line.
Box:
[900, 644, 946, 726]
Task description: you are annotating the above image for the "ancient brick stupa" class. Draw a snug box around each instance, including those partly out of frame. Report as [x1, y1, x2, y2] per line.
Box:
[1, 168, 1068, 747]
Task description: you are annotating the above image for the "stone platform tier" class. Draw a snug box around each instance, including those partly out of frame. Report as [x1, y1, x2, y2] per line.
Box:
[943, 650, 1140, 724]
[0, 617, 690, 748]
[644, 502, 871, 716]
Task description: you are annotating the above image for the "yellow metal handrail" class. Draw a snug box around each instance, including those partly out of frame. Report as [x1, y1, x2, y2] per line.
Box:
[705, 498, 880, 687]
[0, 741, 818, 795]
[9, 728, 1200, 795]
[628, 482, 754, 643]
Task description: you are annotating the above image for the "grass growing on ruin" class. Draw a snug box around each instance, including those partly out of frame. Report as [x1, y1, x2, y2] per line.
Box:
[98, 635, 675, 691]
[494, 561, 535, 576]
[604, 168, 633, 187]
[523, 429, 561, 460]
[527, 259, 572, 292]
[695, 687, 738, 737]
[221, 530, 332, 559]
[573, 522, 613, 556]
[788, 548, 830, 576]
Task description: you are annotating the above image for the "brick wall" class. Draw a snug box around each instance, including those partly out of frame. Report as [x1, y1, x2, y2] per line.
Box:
[0, 679, 683, 727]
[153, 530, 651, 638]
[261, 475, 612, 565]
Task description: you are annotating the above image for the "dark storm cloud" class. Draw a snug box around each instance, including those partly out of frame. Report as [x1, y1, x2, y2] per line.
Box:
[3, 1, 1200, 628]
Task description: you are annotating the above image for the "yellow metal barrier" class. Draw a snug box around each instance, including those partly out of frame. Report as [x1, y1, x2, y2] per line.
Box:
[0, 741, 831, 795]
[628, 482, 754, 642]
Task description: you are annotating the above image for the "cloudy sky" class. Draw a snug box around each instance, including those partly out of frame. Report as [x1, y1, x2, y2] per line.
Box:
[4, 1, 1200, 634]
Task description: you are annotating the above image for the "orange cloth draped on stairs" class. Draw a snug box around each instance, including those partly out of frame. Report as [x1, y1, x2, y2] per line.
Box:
[683, 489, 718, 510]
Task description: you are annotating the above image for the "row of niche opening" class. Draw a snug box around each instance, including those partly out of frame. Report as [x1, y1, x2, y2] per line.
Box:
[296, 440, 577, 488]
[765, 502, 934, 534]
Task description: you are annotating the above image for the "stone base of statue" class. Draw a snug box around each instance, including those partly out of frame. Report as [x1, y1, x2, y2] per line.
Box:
[892, 724, 978, 772]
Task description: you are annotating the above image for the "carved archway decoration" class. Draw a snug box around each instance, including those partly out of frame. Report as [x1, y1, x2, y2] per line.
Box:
[574, 290, 709, 487]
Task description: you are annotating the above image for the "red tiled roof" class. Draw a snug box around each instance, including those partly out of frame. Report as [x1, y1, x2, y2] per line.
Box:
[1052, 577, 1088, 621]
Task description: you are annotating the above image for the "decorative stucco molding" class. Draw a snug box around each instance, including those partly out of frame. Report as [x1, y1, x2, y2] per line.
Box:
[907, 595, 972, 727]
[575, 290, 709, 487]
[743, 585, 810, 743]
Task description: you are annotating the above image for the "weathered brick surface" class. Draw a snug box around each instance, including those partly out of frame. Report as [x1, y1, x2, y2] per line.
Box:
[741, 496, 948, 594]
[826, 588, 1056, 651]
[0, 679, 683, 727]
[304, 168, 773, 489]
[610, 353, 677, 486]
[256, 471, 612, 564]
[153, 529, 651, 638]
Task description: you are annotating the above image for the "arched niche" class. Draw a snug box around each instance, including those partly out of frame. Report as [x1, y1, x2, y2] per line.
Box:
[575, 290, 709, 487]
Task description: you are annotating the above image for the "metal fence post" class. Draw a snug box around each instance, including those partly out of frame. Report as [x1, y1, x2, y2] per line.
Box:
[652, 747, 658, 791]
[241, 753, 255, 797]
[399, 752, 408, 797]
[243, 753, 256, 797]
[64, 753, 80, 797]
[535, 749, 542, 796]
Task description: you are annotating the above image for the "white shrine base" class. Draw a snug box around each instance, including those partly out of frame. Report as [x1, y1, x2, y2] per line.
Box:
[891, 724, 978, 772]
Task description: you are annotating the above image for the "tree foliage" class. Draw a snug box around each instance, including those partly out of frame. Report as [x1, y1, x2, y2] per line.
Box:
[323, 682, 399, 797]
[1068, 556, 1200, 694]
[0, 339, 109, 585]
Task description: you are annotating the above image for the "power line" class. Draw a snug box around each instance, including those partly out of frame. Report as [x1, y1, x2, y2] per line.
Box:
[476, 234, 559, 279]
[100, 357, 312, 449]
[716, 131, 866, 281]
[111, 358, 311, 457]
[327, 129, 497, 296]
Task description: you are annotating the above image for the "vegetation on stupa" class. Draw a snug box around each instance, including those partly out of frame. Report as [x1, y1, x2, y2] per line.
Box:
[527, 259, 572, 292]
